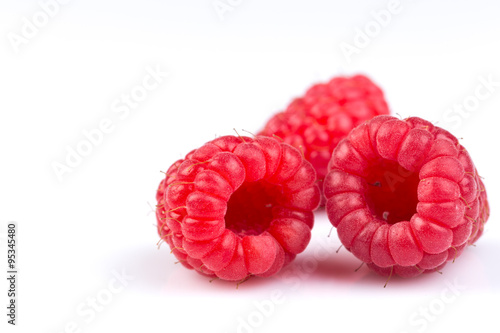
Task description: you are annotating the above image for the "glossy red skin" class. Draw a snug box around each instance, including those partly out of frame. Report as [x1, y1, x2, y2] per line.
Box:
[156, 135, 320, 281]
[324, 116, 489, 277]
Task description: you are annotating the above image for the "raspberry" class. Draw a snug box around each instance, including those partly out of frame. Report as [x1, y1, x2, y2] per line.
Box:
[323, 116, 489, 278]
[259, 75, 390, 186]
[156, 135, 321, 281]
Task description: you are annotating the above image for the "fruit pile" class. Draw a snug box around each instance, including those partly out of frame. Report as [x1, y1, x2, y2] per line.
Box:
[155, 75, 489, 283]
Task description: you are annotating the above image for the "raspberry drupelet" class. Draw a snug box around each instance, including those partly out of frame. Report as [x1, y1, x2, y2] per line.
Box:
[156, 135, 321, 281]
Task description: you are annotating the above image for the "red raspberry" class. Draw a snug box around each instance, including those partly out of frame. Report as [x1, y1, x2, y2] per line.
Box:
[156, 135, 321, 281]
[259, 75, 390, 185]
[323, 116, 489, 278]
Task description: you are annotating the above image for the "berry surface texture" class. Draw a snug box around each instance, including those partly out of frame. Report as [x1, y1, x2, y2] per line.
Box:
[259, 75, 390, 184]
[324, 115, 489, 278]
[156, 135, 321, 281]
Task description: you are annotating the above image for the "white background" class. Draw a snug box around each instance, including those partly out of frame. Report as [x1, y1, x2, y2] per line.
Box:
[1, 1, 499, 332]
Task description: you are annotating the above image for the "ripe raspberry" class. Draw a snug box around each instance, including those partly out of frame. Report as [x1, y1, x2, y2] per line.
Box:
[323, 115, 489, 278]
[156, 135, 321, 281]
[259, 74, 390, 185]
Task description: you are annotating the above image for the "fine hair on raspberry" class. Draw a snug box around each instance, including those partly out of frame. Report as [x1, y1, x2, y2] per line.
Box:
[323, 115, 489, 278]
[156, 135, 321, 281]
